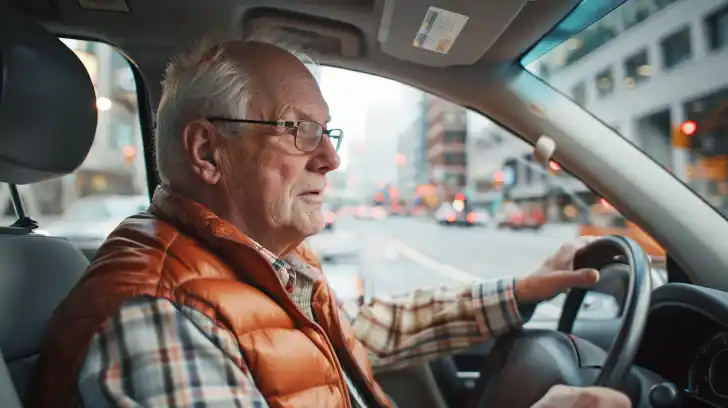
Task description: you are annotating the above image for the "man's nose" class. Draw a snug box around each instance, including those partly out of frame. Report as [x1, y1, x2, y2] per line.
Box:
[308, 134, 340, 173]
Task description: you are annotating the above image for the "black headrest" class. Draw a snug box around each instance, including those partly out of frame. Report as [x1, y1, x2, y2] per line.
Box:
[0, 9, 97, 185]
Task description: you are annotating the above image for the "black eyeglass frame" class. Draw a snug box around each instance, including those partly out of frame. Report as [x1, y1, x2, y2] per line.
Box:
[206, 116, 343, 153]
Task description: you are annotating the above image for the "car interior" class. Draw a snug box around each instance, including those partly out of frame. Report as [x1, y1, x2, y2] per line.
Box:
[1, 0, 728, 407]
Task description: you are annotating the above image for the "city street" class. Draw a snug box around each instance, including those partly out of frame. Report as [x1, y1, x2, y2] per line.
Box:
[320, 216, 579, 297]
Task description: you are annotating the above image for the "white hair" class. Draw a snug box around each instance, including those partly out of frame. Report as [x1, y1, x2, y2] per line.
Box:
[154, 36, 318, 183]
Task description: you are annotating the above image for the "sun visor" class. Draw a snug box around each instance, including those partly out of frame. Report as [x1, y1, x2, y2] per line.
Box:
[0, 9, 97, 185]
[377, 0, 529, 67]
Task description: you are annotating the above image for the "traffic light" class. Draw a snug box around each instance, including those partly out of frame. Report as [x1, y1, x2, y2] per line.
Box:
[548, 161, 561, 174]
[671, 121, 697, 149]
[681, 120, 697, 136]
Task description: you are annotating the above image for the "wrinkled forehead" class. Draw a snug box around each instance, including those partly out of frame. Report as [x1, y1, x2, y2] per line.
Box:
[244, 59, 329, 124]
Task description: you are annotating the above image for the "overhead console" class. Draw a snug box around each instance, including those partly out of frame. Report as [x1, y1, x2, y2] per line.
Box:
[241, 8, 366, 61]
[376, 0, 529, 67]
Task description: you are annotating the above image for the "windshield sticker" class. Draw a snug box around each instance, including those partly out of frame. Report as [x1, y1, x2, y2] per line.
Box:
[413, 6, 469, 55]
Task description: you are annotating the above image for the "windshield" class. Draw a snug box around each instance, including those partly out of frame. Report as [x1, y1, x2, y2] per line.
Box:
[527, 0, 728, 217]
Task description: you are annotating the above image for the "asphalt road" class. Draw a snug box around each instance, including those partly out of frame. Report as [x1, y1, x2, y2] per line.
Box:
[324, 216, 580, 297]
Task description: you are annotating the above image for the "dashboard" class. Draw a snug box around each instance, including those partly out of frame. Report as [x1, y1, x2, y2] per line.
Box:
[634, 283, 728, 408]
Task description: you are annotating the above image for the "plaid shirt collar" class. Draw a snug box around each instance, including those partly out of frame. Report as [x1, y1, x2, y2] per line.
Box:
[246, 237, 325, 295]
[240, 237, 295, 293]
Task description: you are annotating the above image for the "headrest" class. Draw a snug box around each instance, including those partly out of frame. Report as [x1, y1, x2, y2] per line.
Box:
[0, 9, 97, 185]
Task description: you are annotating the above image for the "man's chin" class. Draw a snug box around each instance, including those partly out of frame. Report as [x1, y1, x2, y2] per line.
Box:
[295, 219, 325, 237]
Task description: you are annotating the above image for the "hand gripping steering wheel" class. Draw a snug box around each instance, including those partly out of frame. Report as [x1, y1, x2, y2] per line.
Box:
[471, 236, 652, 408]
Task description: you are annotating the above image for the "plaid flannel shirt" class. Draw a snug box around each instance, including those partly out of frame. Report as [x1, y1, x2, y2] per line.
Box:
[77, 242, 533, 408]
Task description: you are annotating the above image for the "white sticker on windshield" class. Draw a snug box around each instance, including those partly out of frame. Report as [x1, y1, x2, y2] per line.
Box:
[413, 6, 469, 54]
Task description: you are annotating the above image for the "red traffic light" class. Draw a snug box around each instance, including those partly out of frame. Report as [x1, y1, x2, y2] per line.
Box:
[681, 120, 697, 136]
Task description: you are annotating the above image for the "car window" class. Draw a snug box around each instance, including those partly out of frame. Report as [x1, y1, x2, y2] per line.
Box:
[0, 39, 148, 229]
[527, 0, 728, 220]
[319, 66, 624, 320]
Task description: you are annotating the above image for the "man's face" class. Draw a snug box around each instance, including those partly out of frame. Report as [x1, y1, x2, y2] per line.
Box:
[206, 44, 340, 249]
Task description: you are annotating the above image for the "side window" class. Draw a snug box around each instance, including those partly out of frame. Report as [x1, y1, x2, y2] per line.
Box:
[1, 39, 148, 259]
[315, 67, 639, 319]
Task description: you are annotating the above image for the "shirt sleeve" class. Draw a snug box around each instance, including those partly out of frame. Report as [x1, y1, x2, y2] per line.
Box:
[342, 277, 528, 372]
[77, 296, 269, 408]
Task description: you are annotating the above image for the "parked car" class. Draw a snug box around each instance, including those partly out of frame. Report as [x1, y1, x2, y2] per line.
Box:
[44, 195, 150, 260]
[496, 203, 545, 230]
[435, 201, 489, 227]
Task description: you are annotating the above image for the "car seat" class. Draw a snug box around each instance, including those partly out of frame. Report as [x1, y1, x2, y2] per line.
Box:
[0, 7, 98, 405]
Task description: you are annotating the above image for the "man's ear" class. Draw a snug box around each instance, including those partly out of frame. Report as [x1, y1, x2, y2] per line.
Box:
[181, 119, 222, 185]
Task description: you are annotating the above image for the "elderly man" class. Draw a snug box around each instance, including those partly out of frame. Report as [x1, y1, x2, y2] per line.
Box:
[27, 40, 630, 408]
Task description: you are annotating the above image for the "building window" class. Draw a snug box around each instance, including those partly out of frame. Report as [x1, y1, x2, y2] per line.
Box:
[444, 130, 466, 143]
[443, 111, 466, 129]
[444, 173, 466, 187]
[706, 5, 728, 51]
[475, 180, 491, 192]
[443, 152, 466, 166]
[624, 49, 651, 88]
[654, 0, 679, 9]
[539, 64, 550, 79]
[111, 120, 134, 150]
[564, 16, 620, 66]
[595, 68, 615, 98]
[661, 26, 692, 69]
[622, 0, 655, 29]
[571, 81, 587, 106]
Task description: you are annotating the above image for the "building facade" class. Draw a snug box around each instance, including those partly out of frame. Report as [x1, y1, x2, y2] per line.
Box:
[424, 94, 468, 200]
[396, 94, 428, 201]
[531, 0, 728, 213]
[463, 0, 728, 221]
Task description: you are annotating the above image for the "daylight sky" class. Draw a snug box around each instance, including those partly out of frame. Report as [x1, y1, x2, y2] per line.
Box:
[319, 67, 413, 172]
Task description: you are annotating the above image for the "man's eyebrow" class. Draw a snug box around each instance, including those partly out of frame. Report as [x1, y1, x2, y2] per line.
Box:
[290, 107, 330, 125]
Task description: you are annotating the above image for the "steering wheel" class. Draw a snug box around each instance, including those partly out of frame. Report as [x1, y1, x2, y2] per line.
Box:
[470, 235, 652, 408]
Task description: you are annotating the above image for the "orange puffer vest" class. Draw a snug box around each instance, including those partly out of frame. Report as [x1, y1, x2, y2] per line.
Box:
[26, 186, 391, 408]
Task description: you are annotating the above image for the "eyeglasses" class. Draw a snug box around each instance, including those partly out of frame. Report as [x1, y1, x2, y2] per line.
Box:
[206, 117, 343, 153]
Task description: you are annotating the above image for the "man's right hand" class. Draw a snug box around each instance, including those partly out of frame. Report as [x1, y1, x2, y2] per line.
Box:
[531, 385, 631, 408]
